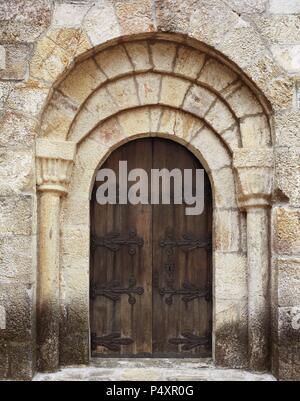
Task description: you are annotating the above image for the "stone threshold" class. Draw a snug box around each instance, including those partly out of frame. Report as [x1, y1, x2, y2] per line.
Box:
[34, 358, 276, 381]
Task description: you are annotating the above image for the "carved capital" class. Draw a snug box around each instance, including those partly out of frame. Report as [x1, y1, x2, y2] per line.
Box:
[233, 149, 274, 210]
[36, 139, 76, 195]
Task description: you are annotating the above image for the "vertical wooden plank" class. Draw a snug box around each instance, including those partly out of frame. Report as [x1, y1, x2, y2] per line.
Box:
[90, 139, 152, 357]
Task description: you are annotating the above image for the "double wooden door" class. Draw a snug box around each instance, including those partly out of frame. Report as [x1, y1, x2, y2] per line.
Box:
[90, 138, 212, 357]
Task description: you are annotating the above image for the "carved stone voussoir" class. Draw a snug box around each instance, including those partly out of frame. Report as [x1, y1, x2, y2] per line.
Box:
[233, 149, 274, 210]
[36, 139, 77, 195]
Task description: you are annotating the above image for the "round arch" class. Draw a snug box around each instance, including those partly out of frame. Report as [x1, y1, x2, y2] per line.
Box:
[35, 36, 274, 374]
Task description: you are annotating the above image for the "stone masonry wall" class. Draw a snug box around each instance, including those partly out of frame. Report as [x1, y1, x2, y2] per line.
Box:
[0, 0, 299, 380]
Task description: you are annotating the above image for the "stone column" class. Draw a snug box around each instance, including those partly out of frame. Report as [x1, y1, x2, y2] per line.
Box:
[233, 149, 274, 371]
[36, 139, 76, 372]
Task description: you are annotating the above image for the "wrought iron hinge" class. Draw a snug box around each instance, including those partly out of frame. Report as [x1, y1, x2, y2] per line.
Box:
[91, 277, 144, 304]
[92, 229, 144, 255]
[91, 332, 133, 352]
[169, 331, 210, 350]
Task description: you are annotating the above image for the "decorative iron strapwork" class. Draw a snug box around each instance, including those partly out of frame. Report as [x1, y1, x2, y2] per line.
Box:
[92, 229, 144, 255]
[169, 331, 210, 351]
[91, 332, 133, 352]
[159, 281, 211, 305]
[160, 230, 211, 256]
[91, 277, 144, 304]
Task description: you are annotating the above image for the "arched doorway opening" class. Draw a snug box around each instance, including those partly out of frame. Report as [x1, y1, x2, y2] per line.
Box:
[90, 138, 212, 357]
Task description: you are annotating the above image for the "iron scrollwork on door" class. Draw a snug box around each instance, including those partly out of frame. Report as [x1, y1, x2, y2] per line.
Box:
[159, 281, 211, 305]
[169, 331, 210, 350]
[92, 229, 144, 255]
[91, 332, 133, 352]
[91, 277, 144, 305]
[160, 230, 211, 255]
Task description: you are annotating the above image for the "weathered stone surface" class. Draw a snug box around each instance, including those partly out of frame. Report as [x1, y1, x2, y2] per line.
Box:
[240, 114, 271, 147]
[250, 15, 300, 45]
[189, 127, 231, 171]
[183, 85, 216, 119]
[215, 252, 247, 299]
[269, 0, 300, 14]
[83, 0, 121, 46]
[114, 0, 154, 34]
[150, 42, 177, 72]
[276, 258, 300, 307]
[95, 45, 132, 78]
[271, 45, 300, 73]
[274, 110, 300, 147]
[0, 195, 33, 236]
[52, 2, 92, 28]
[160, 76, 190, 107]
[273, 207, 300, 255]
[214, 210, 241, 252]
[155, 0, 197, 33]
[0, 235, 35, 284]
[198, 58, 237, 91]
[0, 149, 34, 195]
[174, 46, 205, 79]
[0, 283, 34, 343]
[0, 44, 32, 81]
[275, 148, 300, 207]
[33, 358, 276, 381]
[0, 0, 51, 43]
[136, 73, 161, 105]
[210, 168, 237, 208]
[274, 344, 300, 381]
[124, 41, 152, 71]
[0, 45, 5, 70]
[278, 307, 300, 345]
[0, 110, 36, 147]
[225, 0, 267, 14]
[60, 58, 106, 105]
[7, 80, 49, 116]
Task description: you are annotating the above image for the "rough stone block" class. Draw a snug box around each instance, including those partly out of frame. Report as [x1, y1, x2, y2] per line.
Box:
[240, 114, 271, 147]
[214, 252, 247, 300]
[150, 42, 177, 73]
[124, 41, 152, 72]
[52, 2, 91, 28]
[136, 73, 161, 105]
[0, 44, 32, 81]
[60, 58, 106, 105]
[0, 149, 34, 196]
[278, 307, 300, 345]
[198, 58, 237, 91]
[115, 0, 154, 34]
[0, 235, 35, 284]
[189, 127, 231, 171]
[274, 110, 300, 148]
[210, 168, 238, 208]
[271, 45, 300, 73]
[0, 45, 6, 70]
[174, 47, 206, 79]
[108, 77, 139, 109]
[276, 258, 300, 307]
[214, 210, 241, 252]
[205, 99, 236, 133]
[183, 85, 216, 119]
[0, 110, 36, 148]
[269, 0, 300, 14]
[160, 76, 190, 108]
[275, 148, 300, 207]
[83, 0, 121, 46]
[0, 195, 33, 236]
[0, 0, 51, 43]
[273, 207, 300, 255]
[0, 283, 34, 343]
[95, 45, 133, 79]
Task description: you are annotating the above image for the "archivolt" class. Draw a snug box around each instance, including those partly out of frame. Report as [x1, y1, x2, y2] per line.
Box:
[40, 40, 272, 151]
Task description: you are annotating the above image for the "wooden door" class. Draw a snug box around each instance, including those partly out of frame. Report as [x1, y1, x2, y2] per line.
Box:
[90, 138, 212, 357]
